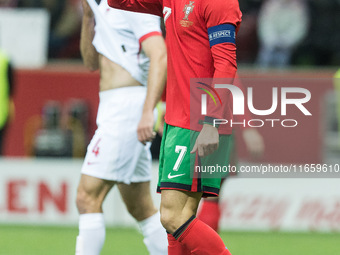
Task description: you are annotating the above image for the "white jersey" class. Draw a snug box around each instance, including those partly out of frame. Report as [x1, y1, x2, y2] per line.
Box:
[87, 0, 162, 86]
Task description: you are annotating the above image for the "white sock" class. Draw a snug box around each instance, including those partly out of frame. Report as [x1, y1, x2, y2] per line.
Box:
[75, 213, 105, 255]
[138, 212, 168, 255]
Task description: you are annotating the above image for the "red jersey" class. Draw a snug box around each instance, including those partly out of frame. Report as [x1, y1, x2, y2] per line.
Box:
[108, 0, 242, 134]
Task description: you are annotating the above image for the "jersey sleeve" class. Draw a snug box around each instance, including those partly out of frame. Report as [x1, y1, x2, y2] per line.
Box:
[124, 11, 162, 44]
[107, 0, 163, 17]
[201, 0, 242, 126]
[202, 0, 242, 29]
[201, 0, 242, 77]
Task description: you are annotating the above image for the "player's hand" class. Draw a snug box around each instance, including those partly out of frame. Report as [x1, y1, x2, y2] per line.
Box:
[137, 110, 156, 145]
[82, 0, 94, 18]
[242, 128, 265, 158]
[191, 124, 219, 157]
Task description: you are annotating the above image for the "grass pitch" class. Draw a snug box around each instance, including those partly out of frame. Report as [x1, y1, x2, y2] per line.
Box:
[0, 225, 339, 255]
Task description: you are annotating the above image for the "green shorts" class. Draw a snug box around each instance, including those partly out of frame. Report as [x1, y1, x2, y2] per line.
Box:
[157, 123, 232, 197]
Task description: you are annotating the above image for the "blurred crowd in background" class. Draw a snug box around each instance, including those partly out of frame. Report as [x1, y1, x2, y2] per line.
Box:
[0, 0, 83, 59]
[0, 0, 340, 67]
[238, 0, 340, 67]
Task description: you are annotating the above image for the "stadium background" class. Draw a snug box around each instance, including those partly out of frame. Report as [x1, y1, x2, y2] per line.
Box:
[1, 0, 340, 254]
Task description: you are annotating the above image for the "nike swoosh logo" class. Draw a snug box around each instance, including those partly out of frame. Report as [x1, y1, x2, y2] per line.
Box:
[87, 162, 99, 165]
[168, 173, 185, 179]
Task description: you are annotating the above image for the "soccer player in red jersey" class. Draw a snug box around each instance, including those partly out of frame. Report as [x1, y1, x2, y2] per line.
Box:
[108, 0, 242, 254]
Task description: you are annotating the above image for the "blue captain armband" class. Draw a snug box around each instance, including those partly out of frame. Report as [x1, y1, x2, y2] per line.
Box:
[207, 24, 236, 47]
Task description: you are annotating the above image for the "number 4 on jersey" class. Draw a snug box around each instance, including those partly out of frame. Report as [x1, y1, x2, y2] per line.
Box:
[173, 145, 187, 171]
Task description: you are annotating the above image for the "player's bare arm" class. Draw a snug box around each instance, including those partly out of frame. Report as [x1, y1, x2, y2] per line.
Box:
[137, 35, 167, 144]
[80, 0, 99, 71]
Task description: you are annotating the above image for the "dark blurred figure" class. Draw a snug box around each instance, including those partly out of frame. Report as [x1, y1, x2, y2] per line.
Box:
[236, 0, 262, 63]
[0, 49, 14, 155]
[298, 0, 340, 66]
[256, 0, 309, 68]
[33, 101, 73, 157]
[17, 0, 82, 59]
[64, 99, 89, 158]
[0, 0, 18, 7]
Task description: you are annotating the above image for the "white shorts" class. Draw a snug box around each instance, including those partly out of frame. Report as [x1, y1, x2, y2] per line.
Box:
[81, 86, 152, 184]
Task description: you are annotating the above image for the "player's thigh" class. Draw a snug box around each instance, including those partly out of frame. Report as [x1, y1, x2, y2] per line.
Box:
[77, 174, 114, 203]
[160, 189, 202, 229]
[117, 181, 156, 220]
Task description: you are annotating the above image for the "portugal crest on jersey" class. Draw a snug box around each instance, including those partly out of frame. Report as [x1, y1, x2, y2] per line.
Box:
[181, 1, 195, 27]
[183, 1, 195, 21]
